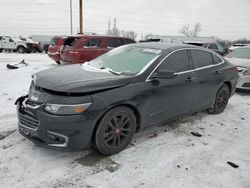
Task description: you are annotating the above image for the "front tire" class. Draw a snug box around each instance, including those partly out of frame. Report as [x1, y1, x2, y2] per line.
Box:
[94, 107, 137, 155]
[55, 61, 61, 65]
[17, 46, 26, 53]
[208, 84, 230, 114]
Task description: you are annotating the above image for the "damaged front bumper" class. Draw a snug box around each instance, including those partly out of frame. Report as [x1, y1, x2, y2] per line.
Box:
[15, 96, 95, 151]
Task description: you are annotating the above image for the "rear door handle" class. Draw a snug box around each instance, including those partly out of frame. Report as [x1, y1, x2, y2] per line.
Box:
[214, 70, 221, 75]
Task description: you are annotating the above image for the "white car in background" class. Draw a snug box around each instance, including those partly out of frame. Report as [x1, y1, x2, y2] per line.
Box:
[225, 47, 250, 90]
[229, 43, 250, 51]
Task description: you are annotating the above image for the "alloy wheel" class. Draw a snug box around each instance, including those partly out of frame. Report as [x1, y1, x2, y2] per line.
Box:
[104, 114, 132, 149]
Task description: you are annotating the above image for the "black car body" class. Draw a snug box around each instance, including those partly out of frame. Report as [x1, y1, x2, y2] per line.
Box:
[16, 43, 238, 155]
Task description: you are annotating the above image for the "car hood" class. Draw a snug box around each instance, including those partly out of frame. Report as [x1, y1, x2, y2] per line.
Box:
[225, 57, 250, 68]
[34, 64, 133, 93]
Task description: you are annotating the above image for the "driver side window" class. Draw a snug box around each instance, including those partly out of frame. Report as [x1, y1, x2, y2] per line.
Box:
[158, 50, 190, 73]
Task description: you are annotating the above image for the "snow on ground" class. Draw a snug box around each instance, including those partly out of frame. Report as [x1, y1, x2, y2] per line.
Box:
[0, 53, 250, 188]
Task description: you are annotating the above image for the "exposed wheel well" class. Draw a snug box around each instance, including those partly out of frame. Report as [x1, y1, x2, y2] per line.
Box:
[91, 104, 141, 142]
[17, 45, 26, 49]
[223, 81, 232, 95]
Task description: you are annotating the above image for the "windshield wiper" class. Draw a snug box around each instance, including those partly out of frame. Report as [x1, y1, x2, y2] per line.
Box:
[100, 67, 121, 76]
[81, 62, 103, 71]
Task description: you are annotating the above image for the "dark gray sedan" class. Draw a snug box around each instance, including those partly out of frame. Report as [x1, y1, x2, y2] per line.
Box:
[16, 43, 238, 155]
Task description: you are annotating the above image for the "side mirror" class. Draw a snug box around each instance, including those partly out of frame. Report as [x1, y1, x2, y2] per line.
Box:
[151, 69, 177, 79]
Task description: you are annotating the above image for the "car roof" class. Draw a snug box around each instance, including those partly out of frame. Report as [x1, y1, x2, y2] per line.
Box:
[67, 35, 134, 40]
[63, 35, 135, 42]
[130, 42, 199, 51]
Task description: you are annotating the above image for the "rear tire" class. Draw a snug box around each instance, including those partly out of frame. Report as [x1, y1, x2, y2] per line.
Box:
[208, 84, 230, 114]
[0, 49, 2, 53]
[94, 107, 137, 155]
[17, 46, 26, 53]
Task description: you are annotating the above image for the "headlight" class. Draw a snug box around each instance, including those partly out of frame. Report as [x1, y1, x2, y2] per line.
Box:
[44, 103, 92, 115]
[237, 67, 250, 75]
[243, 69, 250, 75]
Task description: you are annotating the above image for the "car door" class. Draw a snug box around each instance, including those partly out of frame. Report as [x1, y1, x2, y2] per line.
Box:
[189, 49, 224, 110]
[2, 36, 15, 49]
[82, 38, 107, 62]
[145, 49, 196, 125]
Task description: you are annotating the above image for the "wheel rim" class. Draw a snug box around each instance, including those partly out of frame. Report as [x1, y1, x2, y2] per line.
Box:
[104, 113, 132, 149]
[215, 90, 228, 111]
[18, 48, 24, 53]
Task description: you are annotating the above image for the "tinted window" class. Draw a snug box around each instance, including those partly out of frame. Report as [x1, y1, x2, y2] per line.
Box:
[191, 50, 214, 68]
[64, 37, 79, 47]
[208, 44, 218, 50]
[158, 50, 190, 72]
[86, 38, 101, 48]
[123, 39, 135, 45]
[213, 54, 222, 64]
[108, 38, 123, 48]
[0, 36, 2, 40]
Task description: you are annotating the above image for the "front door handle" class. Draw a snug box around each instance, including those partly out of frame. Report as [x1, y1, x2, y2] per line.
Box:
[185, 76, 193, 82]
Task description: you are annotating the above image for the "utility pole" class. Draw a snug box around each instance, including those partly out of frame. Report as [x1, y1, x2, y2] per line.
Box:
[70, 0, 73, 35]
[107, 20, 111, 35]
[79, 0, 83, 34]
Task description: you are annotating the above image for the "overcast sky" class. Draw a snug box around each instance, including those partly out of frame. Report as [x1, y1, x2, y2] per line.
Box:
[0, 0, 250, 40]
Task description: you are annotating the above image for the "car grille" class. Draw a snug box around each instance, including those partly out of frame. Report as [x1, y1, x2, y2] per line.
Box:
[18, 112, 40, 130]
[242, 83, 250, 88]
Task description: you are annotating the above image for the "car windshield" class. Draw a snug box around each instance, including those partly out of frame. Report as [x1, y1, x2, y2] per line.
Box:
[89, 46, 162, 75]
[227, 48, 250, 59]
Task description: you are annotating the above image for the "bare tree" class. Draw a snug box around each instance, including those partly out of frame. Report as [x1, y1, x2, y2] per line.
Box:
[193, 23, 201, 37]
[121, 30, 138, 40]
[179, 23, 202, 37]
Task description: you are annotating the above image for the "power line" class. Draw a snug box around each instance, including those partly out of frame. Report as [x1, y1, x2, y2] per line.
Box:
[85, 5, 250, 22]
[84, 12, 250, 28]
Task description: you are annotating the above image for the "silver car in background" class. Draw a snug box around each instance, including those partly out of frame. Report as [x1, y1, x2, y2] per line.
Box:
[225, 47, 250, 90]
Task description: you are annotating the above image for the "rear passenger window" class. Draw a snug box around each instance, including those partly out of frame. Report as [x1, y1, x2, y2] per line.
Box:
[64, 37, 78, 47]
[108, 38, 123, 48]
[86, 39, 101, 48]
[190, 50, 214, 68]
[158, 50, 190, 73]
[212, 54, 222, 64]
[123, 39, 135, 45]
